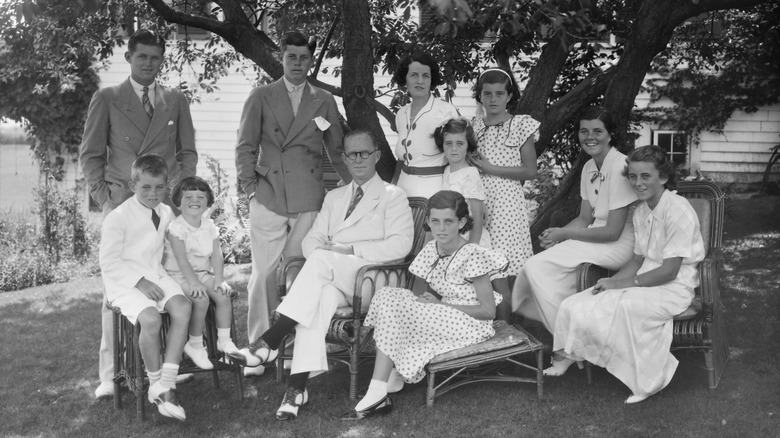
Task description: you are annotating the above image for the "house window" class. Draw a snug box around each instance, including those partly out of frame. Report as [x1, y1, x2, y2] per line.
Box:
[653, 131, 689, 168]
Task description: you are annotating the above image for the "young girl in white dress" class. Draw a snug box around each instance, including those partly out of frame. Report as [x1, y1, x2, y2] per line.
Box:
[470, 68, 538, 295]
[546, 146, 705, 404]
[163, 176, 258, 369]
[340, 191, 508, 420]
[512, 106, 637, 333]
[435, 117, 490, 248]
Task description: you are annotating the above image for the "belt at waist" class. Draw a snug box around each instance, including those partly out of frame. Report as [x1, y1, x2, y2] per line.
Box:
[401, 164, 446, 176]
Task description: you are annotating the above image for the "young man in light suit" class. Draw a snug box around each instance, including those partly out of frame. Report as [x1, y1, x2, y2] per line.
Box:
[247, 130, 414, 421]
[79, 29, 197, 399]
[235, 31, 351, 369]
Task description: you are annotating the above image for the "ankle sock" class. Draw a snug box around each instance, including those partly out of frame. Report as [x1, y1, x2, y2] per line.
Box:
[217, 328, 231, 345]
[160, 363, 179, 389]
[355, 379, 387, 411]
[188, 335, 203, 348]
[147, 369, 162, 386]
[262, 314, 297, 350]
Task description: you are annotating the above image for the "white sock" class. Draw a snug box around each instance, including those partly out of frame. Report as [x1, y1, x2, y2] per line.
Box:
[188, 335, 204, 348]
[161, 363, 179, 389]
[147, 369, 162, 386]
[217, 328, 231, 345]
[354, 379, 387, 411]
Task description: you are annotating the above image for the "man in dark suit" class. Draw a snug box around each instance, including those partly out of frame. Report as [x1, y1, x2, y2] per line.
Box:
[79, 29, 197, 398]
[235, 31, 350, 374]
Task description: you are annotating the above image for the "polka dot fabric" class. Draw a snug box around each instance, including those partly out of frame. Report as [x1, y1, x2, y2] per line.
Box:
[471, 115, 539, 276]
[364, 241, 508, 383]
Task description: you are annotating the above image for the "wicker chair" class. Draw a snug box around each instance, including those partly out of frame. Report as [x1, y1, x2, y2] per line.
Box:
[109, 298, 244, 421]
[576, 180, 728, 389]
[275, 197, 428, 399]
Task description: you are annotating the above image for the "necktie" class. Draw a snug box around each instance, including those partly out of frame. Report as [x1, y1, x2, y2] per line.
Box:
[142, 86, 154, 119]
[290, 85, 303, 117]
[151, 208, 160, 230]
[344, 187, 363, 219]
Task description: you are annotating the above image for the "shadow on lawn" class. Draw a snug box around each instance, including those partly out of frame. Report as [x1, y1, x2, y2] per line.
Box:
[0, 196, 778, 437]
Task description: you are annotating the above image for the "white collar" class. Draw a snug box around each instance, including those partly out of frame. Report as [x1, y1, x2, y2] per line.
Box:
[283, 76, 307, 92]
[129, 76, 156, 93]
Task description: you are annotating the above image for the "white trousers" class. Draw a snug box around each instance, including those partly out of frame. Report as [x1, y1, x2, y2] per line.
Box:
[247, 200, 317, 343]
[276, 249, 371, 376]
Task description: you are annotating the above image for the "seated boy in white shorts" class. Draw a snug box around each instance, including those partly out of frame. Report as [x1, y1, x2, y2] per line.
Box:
[99, 154, 192, 421]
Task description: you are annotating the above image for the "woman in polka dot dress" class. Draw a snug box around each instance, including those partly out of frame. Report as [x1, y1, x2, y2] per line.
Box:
[469, 68, 539, 310]
[340, 191, 507, 420]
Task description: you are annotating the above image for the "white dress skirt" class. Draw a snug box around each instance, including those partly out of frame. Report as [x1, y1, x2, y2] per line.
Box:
[552, 190, 705, 397]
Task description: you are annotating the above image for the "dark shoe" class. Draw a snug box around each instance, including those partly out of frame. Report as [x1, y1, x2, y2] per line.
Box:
[275, 387, 309, 421]
[339, 396, 393, 421]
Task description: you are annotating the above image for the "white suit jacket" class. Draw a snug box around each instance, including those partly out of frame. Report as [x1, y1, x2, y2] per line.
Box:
[99, 196, 174, 301]
[302, 173, 414, 263]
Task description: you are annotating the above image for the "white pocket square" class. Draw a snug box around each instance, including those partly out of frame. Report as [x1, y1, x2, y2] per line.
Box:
[313, 116, 331, 131]
[167, 120, 174, 126]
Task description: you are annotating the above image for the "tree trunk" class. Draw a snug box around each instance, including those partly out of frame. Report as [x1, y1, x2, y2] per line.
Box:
[339, 0, 396, 181]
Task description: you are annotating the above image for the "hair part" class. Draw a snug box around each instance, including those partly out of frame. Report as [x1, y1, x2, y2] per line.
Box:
[433, 117, 478, 154]
[423, 190, 474, 234]
[280, 31, 317, 55]
[131, 154, 168, 182]
[472, 67, 521, 108]
[393, 52, 442, 89]
[171, 176, 215, 208]
[625, 145, 678, 190]
[344, 129, 377, 150]
[128, 29, 166, 54]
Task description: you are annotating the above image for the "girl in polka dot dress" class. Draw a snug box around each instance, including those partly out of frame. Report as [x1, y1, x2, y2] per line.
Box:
[340, 191, 508, 419]
[470, 68, 539, 308]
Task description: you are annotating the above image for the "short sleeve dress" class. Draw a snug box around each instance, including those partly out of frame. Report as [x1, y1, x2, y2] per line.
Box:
[162, 216, 220, 283]
[395, 96, 460, 198]
[442, 165, 492, 248]
[364, 241, 508, 383]
[552, 189, 705, 397]
[471, 115, 539, 275]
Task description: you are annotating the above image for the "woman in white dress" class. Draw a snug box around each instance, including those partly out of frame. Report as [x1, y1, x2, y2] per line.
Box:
[512, 106, 637, 332]
[393, 53, 459, 198]
[339, 191, 508, 420]
[546, 146, 705, 404]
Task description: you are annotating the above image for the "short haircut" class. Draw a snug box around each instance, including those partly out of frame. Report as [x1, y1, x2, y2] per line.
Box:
[131, 154, 168, 182]
[171, 176, 215, 208]
[577, 105, 617, 146]
[344, 129, 377, 150]
[280, 31, 317, 55]
[393, 52, 442, 89]
[423, 190, 474, 234]
[472, 68, 521, 108]
[433, 117, 478, 154]
[128, 29, 166, 54]
[625, 145, 678, 190]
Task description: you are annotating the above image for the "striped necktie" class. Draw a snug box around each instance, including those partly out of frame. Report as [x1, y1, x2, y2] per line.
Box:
[142, 86, 154, 119]
[290, 85, 303, 116]
[345, 187, 363, 219]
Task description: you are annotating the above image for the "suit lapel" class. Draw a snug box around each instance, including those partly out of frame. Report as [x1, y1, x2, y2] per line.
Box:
[140, 85, 170, 152]
[118, 80, 151, 135]
[267, 80, 294, 138]
[283, 83, 324, 148]
[337, 176, 381, 231]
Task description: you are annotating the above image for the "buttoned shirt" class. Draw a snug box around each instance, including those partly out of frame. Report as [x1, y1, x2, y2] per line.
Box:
[129, 77, 156, 109]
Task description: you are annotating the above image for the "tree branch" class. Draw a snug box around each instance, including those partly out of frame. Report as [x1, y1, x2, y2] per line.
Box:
[313, 12, 341, 80]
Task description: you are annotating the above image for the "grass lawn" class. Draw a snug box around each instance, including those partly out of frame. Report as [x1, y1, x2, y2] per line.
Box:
[1, 195, 778, 437]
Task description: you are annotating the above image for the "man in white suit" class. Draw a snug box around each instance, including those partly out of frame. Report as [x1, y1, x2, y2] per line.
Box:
[247, 130, 414, 421]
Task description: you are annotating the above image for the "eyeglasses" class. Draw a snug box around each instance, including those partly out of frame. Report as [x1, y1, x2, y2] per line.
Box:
[343, 150, 378, 161]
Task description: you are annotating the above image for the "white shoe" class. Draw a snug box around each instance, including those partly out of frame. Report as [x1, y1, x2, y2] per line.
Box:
[387, 368, 405, 393]
[223, 345, 261, 367]
[625, 394, 649, 404]
[543, 357, 583, 377]
[275, 388, 309, 421]
[148, 381, 186, 421]
[184, 343, 214, 370]
[176, 373, 195, 385]
[94, 381, 114, 399]
[250, 340, 278, 365]
[243, 364, 266, 377]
